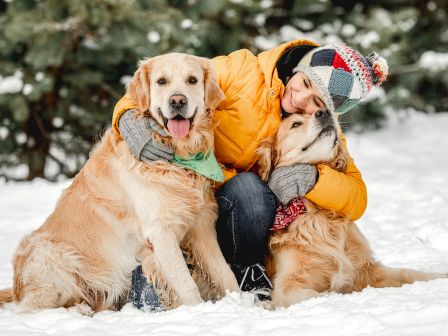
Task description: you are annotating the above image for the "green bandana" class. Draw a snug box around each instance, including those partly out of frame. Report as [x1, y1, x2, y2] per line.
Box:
[171, 151, 224, 182]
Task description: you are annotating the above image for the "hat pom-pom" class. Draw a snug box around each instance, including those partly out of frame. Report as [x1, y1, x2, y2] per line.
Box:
[367, 51, 388, 86]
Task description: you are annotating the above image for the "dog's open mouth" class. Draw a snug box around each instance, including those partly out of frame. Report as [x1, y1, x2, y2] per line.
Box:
[160, 110, 196, 138]
[302, 125, 337, 152]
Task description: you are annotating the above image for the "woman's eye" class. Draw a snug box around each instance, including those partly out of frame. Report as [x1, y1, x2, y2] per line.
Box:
[303, 79, 309, 88]
[157, 78, 166, 85]
[188, 76, 197, 85]
[291, 122, 302, 129]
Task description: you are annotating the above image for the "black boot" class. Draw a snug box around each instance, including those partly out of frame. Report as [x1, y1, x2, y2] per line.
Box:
[232, 263, 272, 301]
[129, 265, 162, 311]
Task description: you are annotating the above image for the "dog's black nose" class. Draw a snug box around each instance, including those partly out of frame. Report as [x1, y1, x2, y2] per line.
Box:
[169, 94, 187, 109]
[315, 109, 334, 128]
[315, 109, 331, 118]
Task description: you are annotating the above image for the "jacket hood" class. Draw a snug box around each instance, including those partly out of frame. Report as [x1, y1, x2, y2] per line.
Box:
[257, 39, 319, 90]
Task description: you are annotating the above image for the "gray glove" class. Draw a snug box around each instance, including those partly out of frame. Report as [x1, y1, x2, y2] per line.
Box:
[118, 109, 174, 162]
[268, 164, 318, 205]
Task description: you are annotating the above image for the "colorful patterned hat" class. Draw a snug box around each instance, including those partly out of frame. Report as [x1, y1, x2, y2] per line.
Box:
[293, 44, 388, 114]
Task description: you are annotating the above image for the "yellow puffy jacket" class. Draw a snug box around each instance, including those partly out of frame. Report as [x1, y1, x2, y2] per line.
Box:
[112, 39, 367, 221]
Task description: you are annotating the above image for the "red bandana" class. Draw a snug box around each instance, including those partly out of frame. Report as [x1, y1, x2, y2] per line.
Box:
[271, 196, 306, 231]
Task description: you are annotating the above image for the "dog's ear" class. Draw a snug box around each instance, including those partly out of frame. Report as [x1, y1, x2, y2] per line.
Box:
[127, 58, 154, 113]
[198, 58, 225, 111]
[256, 136, 278, 181]
[329, 145, 348, 172]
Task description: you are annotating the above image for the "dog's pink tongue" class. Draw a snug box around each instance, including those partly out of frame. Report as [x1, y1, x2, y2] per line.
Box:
[167, 119, 190, 138]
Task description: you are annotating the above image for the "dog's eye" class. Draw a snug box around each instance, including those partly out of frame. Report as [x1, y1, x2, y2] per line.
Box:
[187, 76, 197, 85]
[157, 78, 167, 85]
[291, 122, 302, 129]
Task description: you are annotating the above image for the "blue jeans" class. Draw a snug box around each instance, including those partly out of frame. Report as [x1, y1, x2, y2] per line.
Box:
[215, 172, 276, 266]
[130, 172, 276, 309]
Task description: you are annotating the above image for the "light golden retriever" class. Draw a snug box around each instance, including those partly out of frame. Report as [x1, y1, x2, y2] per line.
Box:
[256, 110, 446, 308]
[0, 53, 240, 313]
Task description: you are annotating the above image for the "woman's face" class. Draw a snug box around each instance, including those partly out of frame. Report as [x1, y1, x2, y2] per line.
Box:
[281, 72, 327, 115]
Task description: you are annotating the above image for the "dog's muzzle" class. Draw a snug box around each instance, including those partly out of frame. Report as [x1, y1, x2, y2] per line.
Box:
[302, 109, 338, 151]
[315, 109, 334, 128]
[169, 94, 188, 115]
[157, 93, 197, 138]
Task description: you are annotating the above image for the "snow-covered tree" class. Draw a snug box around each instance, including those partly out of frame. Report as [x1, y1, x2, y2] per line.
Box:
[0, 0, 266, 180]
[0, 0, 446, 180]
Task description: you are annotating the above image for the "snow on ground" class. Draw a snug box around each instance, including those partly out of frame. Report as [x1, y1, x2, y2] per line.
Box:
[1, 111, 448, 336]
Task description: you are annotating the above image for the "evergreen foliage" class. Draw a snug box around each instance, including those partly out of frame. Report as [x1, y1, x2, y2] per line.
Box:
[0, 0, 446, 180]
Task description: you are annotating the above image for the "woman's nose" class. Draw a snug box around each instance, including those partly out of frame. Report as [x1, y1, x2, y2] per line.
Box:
[292, 90, 312, 108]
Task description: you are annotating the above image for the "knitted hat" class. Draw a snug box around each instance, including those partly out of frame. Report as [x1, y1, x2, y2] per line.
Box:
[293, 44, 388, 114]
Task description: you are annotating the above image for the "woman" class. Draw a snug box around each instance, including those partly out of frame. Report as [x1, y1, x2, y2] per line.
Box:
[112, 39, 388, 309]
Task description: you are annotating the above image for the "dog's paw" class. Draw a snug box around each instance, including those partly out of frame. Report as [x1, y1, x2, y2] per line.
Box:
[68, 303, 95, 316]
[254, 298, 275, 310]
[251, 288, 274, 310]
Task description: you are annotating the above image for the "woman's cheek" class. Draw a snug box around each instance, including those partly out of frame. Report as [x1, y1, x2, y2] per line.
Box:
[281, 95, 293, 113]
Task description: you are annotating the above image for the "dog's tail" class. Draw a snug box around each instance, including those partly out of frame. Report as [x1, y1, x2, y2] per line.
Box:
[0, 288, 14, 304]
[356, 262, 445, 290]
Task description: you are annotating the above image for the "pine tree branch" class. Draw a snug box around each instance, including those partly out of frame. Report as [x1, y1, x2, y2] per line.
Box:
[99, 82, 121, 100]
[389, 64, 421, 76]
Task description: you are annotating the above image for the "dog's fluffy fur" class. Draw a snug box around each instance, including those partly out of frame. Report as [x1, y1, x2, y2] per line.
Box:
[0, 53, 240, 313]
[256, 111, 446, 308]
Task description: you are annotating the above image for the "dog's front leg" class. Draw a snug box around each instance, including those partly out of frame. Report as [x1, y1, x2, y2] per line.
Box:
[148, 228, 203, 306]
[187, 211, 240, 296]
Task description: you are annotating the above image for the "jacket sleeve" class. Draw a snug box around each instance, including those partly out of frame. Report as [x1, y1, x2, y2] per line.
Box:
[112, 94, 138, 137]
[305, 132, 367, 221]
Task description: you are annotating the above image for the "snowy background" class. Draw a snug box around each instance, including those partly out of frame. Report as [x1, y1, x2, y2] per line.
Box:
[1, 110, 448, 336]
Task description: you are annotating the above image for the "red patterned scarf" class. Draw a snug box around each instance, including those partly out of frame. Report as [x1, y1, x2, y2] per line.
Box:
[271, 196, 306, 231]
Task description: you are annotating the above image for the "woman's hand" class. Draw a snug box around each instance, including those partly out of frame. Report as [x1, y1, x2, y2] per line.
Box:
[118, 109, 174, 162]
[268, 164, 317, 205]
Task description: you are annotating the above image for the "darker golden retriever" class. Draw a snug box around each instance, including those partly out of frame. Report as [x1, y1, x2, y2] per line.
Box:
[256, 110, 446, 308]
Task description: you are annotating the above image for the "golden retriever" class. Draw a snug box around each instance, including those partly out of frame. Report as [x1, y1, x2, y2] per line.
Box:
[0, 53, 240, 313]
[256, 110, 446, 308]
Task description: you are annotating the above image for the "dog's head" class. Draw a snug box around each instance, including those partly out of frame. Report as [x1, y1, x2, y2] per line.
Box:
[127, 53, 225, 156]
[257, 110, 346, 181]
